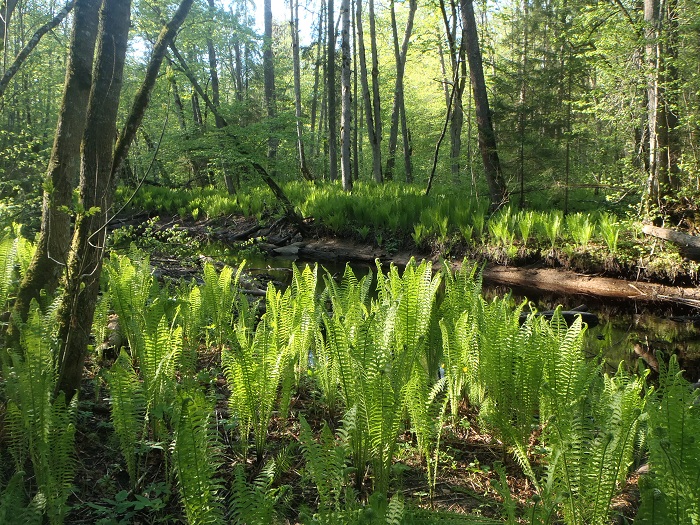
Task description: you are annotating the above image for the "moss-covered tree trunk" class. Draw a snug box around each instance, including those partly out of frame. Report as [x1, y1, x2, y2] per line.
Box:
[11, 0, 100, 331]
[55, 0, 132, 399]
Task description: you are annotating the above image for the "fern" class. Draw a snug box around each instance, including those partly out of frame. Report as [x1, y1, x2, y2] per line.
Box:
[106, 350, 145, 487]
[3, 302, 78, 525]
[229, 463, 286, 525]
[298, 413, 354, 512]
[637, 355, 700, 524]
[0, 235, 18, 313]
[171, 387, 225, 525]
[223, 283, 293, 460]
[200, 261, 245, 350]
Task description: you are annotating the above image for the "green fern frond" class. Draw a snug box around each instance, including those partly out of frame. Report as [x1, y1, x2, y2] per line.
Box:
[229, 464, 285, 525]
[637, 355, 700, 524]
[171, 388, 225, 525]
[106, 350, 145, 486]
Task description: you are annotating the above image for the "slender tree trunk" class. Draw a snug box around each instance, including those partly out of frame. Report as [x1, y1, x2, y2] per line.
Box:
[263, 0, 278, 169]
[310, 0, 324, 158]
[327, 0, 338, 181]
[56, 0, 132, 399]
[0, 0, 75, 98]
[460, 0, 507, 208]
[368, 0, 382, 181]
[340, 0, 352, 191]
[10, 0, 100, 332]
[352, 0, 359, 180]
[291, 0, 313, 181]
[385, 0, 416, 181]
[169, 66, 187, 132]
[517, 0, 528, 207]
[356, 0, 381, 182]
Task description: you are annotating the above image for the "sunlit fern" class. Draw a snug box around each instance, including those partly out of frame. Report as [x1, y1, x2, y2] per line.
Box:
[171, 386, 225, 525]
[637, 355, 700, 524]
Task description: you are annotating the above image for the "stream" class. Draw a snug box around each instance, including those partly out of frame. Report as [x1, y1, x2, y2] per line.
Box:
[158, 246, 700, 384]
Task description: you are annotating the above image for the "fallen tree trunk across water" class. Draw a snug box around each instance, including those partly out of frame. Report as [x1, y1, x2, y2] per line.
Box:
[482, 265, 700, 306]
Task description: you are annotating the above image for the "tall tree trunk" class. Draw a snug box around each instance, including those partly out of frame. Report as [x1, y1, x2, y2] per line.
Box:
[517, 0, 528, 207]
[368, 0, 382, 181]
[10, 0, 100, 332]
[356, 0, 381, 182]
[460, 0, 507, 208]
[327, 0, 338, 181]
[385, 0, 416, 181]
[290, 0, 313, 180]
[340, 0, 352, 191]
[310, 0, 324, 158]
[56, 0, 132, 399]
[263, 0, 278, 170]
[206, 0, 235, 193]
[169, 66, 187, 132]
[352, 0, 359, 180]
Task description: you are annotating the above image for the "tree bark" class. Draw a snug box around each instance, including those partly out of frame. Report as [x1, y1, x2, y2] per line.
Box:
[340, 0, 352, 191]
[327, 0, 338, 181]
[0, 0, 18, 58]
[310, 0, 324, 158]
[0, 0, 75, 98]
[356, 0, 381, 182]
[368, 0, 382, 182]
[460, 0, 507, 209]
[56, 0, 132, 399]
[290, 0, 313, 181]
[10, 0, 100, 332]
[263, 0, 278, 169]
[384, 0, 416, 181]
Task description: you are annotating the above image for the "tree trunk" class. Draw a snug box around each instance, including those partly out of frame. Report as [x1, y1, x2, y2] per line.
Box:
[169, 66, 187, 132]
[517, 0, 528, 207]
[56, 0, 132, 399]
[290, 0, 313, 181]
[340, 0, 352, 191]
[10, 0, 100, 333]
[310, 0, 324, 158]
[0, 0, 18, 59]
[368, 0, 382, 182]
[327, 0, 338, 181]
[263, 0, 278, 169]
[356, 0, 381, 182]
[384, 0, 416, 181]
[460, 0, 507, 209]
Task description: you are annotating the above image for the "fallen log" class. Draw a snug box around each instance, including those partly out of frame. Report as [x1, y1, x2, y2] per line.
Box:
[482, 265, 700, 305]
[642, 224, 700, 261]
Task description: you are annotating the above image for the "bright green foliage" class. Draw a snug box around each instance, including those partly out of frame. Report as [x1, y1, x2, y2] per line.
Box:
[0, 235, 19, 312]
[637, 356, 700, 525]
[2, 302, 77, 525]
[229, 463, 287, 525]
[324, 259, 441, 493]
[200, 261, 245, 350]
[222, 282, 294, 460]
[171, 387, 225, 525]
[286, 263, 320, 381]
[566, 212, 595, 249]
[106, 350, 145, 487]
[598, 213, 620, 255]
[540, 363, 647, 525]
[298, 410, 355, 512]
[106, 252, 159, 358]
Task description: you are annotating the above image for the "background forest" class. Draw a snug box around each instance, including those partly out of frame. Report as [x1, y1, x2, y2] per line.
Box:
[0, 0, 698, 226]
